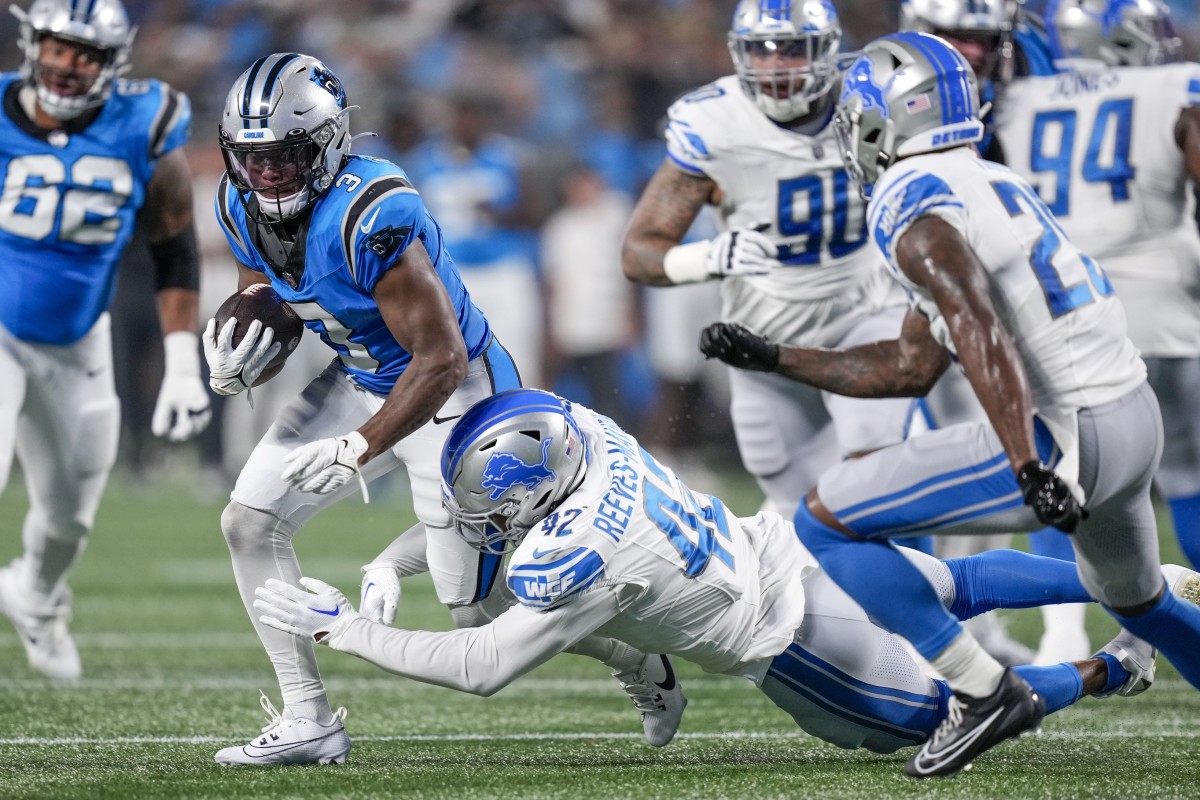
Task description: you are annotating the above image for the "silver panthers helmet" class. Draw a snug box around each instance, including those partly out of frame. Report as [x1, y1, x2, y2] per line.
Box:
[218, 53, 352, 222]
[833, 32, 983, 197]
[899, 0, 1018, 81]
[441, 389, 589, 556]
[12, 0, 134, 120]
[1047, 0, 1180, 67]
[728, 0, 842, 123]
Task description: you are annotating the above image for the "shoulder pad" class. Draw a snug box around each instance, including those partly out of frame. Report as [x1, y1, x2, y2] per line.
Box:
[664, 78, 742, 170]
[506, 544, 607, 609]
[335, 168, 420, 283]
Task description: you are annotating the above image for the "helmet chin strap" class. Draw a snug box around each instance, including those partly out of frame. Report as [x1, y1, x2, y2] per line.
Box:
[256, 187, 311, 220]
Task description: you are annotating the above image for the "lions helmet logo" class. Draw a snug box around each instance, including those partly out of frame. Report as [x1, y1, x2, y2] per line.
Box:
[480, 439, 556, 501]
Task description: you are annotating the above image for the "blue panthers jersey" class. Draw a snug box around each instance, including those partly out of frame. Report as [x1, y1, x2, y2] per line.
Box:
[215, 154, 492, 396]
[0, 74, 190, 345]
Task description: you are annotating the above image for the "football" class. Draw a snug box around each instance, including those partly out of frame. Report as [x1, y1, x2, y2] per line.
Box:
[213, 283, 305, 372]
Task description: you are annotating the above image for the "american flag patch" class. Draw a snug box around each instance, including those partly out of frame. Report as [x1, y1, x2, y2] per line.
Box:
[905, 94, 932, 114]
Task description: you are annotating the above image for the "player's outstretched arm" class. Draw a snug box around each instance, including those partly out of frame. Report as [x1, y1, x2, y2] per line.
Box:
[144, 148, 210, 441]
[700, 310, 951, 398]
[621, 159, 717, 286]
[256, 576, 623, 696]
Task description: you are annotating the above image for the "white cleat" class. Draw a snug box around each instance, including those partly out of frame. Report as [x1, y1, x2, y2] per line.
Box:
[0, 563, 80, 681]
[1163, 564, 1200, 606]
[215, 692, 351, 766]
[613, 654, 687, 747]
[1094, 628, 1156, 698]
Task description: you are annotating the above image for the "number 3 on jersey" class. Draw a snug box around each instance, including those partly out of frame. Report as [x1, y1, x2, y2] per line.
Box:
[1029, 99, 1135, 216]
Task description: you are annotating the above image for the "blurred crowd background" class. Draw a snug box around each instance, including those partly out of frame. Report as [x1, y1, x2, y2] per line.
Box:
[6, 0, 1193, 498]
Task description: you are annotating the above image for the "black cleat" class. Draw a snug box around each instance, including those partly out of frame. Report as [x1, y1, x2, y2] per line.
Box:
[904, 668, 1045, 779]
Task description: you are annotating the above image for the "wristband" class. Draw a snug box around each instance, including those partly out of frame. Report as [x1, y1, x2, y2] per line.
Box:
[163, 330, 201, 377]
[662, 240, 712, 284]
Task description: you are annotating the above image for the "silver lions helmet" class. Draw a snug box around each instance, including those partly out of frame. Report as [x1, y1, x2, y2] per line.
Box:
[441, 389, 589, 556]
[12, 0, 135, 120]
[899, 0, 1019, 81]
[1047, 0, 1180, 67]
[833, 32, 983, 197]
[218, 53, 352, 222]
[728, 0, 842, 123]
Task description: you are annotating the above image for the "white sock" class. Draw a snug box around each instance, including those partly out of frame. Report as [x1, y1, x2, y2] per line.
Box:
[930, 631, 1006, 698]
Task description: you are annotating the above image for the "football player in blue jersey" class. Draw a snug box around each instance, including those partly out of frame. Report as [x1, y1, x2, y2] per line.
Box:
[253, 388, 1197, 762]
[207, 53, 682, 766]
[0, 0, 209, 682]
[702, 32, 1200, 777]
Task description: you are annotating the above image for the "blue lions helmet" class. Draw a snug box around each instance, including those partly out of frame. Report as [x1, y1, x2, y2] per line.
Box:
[728, 0, 842, 123]
[899, 0, 1020, 82]
[1047, 0, 1180, 67]
[833, 32, 983, 197]
[441, 389, 589, 555]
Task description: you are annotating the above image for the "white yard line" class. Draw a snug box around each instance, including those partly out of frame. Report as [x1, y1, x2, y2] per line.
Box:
[0, 729, 1190, 746]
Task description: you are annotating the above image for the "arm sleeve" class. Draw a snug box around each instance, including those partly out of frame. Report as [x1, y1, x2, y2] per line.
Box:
[326, 584, 624, 696]
[869, 170, 966, 266]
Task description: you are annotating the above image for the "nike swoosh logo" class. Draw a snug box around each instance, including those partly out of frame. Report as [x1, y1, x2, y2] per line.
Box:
[530, 547, 559, 559]
[310, 606, 341, 617]
[911, 706, 1005, 776]
[654, 655, 677, 691]
[359, 207, 381, 235]
[432, 413, 462, 425]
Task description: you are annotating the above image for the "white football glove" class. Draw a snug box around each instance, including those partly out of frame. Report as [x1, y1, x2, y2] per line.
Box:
[254, 577, 358, 644]
[151, 331, 212, 442]
[202, 317, 281, 397]
[281, 431, 370, 500]
[705, 223, 781, 278]
[360, 562, 402, 625]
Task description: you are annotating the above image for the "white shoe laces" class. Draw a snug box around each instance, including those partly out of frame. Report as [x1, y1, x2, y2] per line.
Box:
[930, 696, 965, 746]
[255, 691, 347, 738]
[617, 670, 665, 713]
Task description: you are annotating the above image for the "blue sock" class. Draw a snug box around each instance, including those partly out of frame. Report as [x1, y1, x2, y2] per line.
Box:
[1095, 653, 1129, 695]
[794, 503, 961, 660]
[1113, 589, 1200, 690]
[1013, 664, 1083, 714]
[1167, 493, 1200, 569]
[1029, 527, 1077, 562]
[946, 550, 1091, 619]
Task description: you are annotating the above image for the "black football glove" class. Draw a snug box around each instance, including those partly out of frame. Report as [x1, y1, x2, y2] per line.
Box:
[699, 322, 780, 372]
[1016, 460, 1088, 534]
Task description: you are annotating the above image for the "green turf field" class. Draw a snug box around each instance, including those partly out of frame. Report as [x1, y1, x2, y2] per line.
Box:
[1, 475, 1197, 799]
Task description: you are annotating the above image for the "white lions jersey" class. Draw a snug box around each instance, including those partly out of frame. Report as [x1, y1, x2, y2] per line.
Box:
[993, 63, 1200, 355]
[665, 76, 898, 346]
[329, 403, 819, 689]
[505, 404, 816, 677]
[868, 148, 1145, 413]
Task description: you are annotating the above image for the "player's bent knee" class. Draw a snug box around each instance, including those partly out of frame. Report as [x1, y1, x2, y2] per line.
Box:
[221, 501, 290, 552]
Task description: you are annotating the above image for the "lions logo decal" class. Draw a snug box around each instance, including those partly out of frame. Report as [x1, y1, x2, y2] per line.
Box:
[480, 439, 556, 501]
